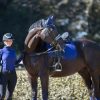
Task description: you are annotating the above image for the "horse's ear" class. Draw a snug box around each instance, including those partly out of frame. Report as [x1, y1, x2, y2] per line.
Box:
[48, 16, 54, 22]
[45, 16, 55, 26]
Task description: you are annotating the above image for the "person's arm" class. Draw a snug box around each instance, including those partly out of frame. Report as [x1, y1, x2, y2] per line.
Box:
[15, 51, 24, 65]
[0, 49, 2, 61]
[0, 49, 2, 71]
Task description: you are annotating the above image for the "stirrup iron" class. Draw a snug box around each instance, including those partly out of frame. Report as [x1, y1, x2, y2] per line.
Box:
[55, 57, 62, 72]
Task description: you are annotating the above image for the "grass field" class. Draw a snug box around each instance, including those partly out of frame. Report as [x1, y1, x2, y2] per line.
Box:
[13, 70, 89, 100]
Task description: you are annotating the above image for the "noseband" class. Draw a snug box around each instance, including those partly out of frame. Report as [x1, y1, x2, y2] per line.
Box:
[46, 28, 63, 52]
[45, 28, 58, 47]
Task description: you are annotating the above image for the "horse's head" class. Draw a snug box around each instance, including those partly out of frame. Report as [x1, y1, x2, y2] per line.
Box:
[39, 17, 71, 49]
[38, 16, 58, 45]
[25, 16, 59, 53]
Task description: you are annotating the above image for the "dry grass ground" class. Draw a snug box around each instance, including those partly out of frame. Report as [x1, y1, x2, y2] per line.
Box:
[13, 70, 90, 100]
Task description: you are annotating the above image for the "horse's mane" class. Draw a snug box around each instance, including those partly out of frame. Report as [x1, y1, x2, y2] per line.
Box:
[28, 19, 46, 32]
[28, 19, 48, 52]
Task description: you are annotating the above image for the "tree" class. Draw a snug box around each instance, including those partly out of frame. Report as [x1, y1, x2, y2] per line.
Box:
[1, 0, 99, 51]
[88, 0, 100, 42]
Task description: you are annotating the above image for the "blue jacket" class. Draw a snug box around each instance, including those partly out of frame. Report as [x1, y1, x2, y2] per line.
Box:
[0, 46, 19, 72]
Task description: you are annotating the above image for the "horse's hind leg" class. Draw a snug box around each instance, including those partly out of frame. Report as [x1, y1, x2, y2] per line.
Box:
[29, 75, 38, 100]
[91, 73, 100, 100]
[78, 68, 93, 99]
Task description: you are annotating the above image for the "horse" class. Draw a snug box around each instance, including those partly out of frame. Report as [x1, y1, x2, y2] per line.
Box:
[23, 17, 100, 100]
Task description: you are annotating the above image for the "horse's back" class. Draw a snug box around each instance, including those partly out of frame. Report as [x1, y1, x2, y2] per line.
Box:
[49, 39, 100, 77]
[76, 39, 100, 73]
[74, 38, 100, 53]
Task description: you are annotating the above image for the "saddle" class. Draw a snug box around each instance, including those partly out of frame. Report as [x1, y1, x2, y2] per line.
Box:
[49, 42, 78, 72]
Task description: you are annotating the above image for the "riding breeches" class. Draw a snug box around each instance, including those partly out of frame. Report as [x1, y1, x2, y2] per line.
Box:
[0, 71, 17, 100]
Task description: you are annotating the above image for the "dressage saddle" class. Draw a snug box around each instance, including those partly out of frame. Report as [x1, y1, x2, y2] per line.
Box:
[49, 32, 77, 72]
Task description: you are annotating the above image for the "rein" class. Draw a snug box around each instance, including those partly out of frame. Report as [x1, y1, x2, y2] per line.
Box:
[30, 46, 54, 57]
[29, 46, 63, 58]
[47, 28, 63, 52]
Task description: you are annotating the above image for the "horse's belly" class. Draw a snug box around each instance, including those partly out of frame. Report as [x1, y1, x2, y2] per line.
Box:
[50, 58, 85, 77]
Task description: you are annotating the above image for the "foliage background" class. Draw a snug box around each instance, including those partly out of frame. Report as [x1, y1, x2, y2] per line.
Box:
[13, 70, 89, 100]
[0, 0, 100, 51]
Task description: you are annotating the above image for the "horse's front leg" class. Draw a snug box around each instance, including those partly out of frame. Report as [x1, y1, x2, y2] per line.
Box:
[29, 75, 38, 100]
[40, 73, 49, 100]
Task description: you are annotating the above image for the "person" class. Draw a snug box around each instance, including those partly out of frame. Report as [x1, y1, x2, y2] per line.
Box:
[0, 33, 22, 100]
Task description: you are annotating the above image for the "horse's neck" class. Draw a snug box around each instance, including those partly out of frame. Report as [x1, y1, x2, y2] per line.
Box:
[24, 39, 47, 55]
[24, 46, 34, 54]
[24, 34, 41, 53]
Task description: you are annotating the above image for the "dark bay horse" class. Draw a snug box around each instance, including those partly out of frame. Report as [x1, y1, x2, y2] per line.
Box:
[23, 17, 100, 100]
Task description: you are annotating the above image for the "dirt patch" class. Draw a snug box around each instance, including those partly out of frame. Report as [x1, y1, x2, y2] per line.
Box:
[13, 70, 89, 100]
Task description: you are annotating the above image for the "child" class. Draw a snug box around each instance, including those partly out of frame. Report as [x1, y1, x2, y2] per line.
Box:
[0, 33, 22, 100]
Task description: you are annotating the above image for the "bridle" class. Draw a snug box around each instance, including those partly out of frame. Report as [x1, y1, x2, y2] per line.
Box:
[30, 47, 58, 57]
[47, 28, 58, 46]
[27, 27, 62, 57]
[46, 27, 63, 51]
[24, 24, 63, 58]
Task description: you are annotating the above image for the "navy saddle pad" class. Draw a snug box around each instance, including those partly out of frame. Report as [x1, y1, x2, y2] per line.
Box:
[63, 43, 78, 60]
[47, 42, 78, 60]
